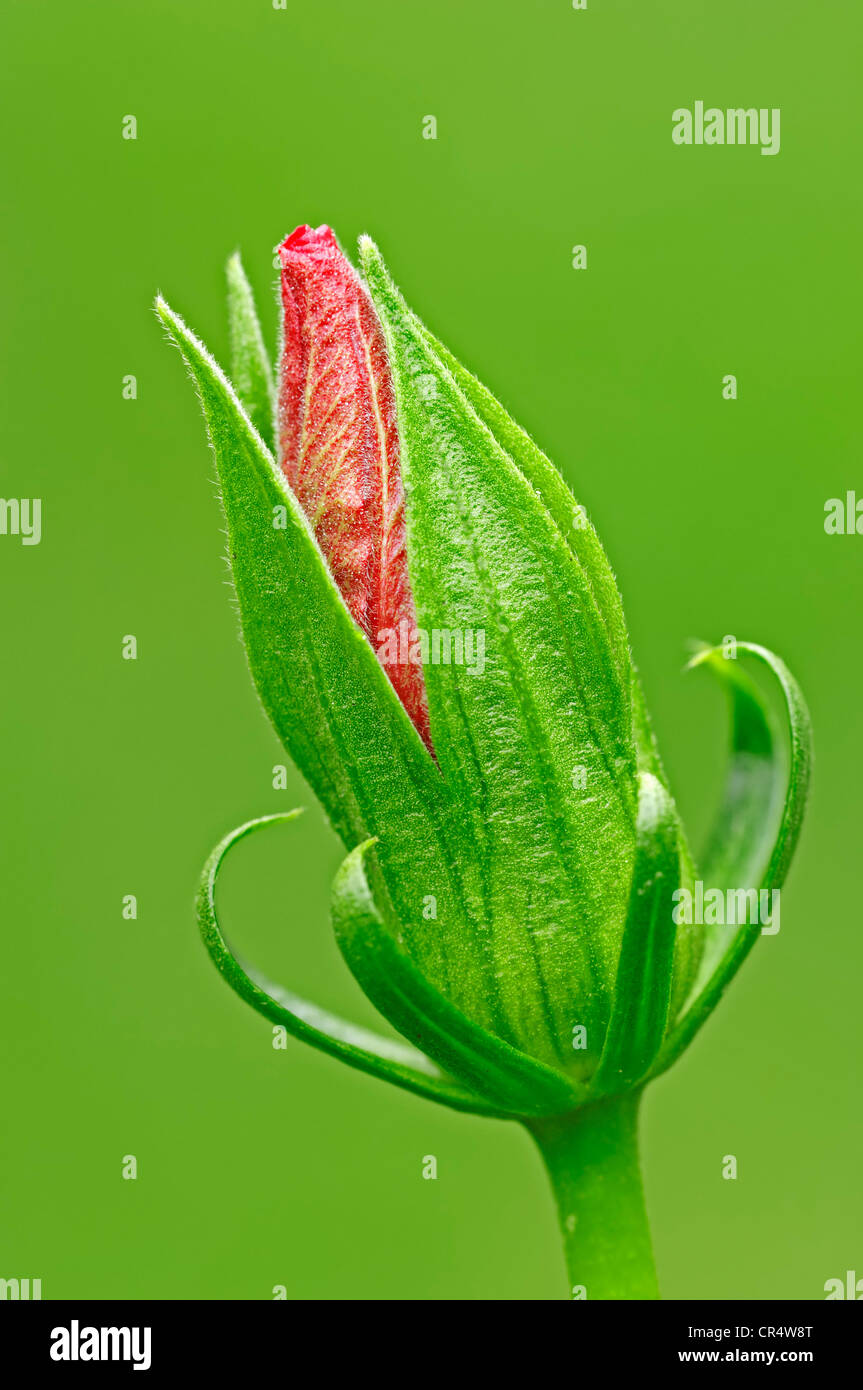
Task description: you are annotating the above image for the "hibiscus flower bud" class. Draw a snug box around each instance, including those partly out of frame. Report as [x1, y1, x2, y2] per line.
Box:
[277, 225, 430, 749]
[157, 229, 811, 1299]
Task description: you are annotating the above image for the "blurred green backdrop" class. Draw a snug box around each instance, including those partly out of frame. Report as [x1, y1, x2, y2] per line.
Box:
[1, 0, 860, 1299]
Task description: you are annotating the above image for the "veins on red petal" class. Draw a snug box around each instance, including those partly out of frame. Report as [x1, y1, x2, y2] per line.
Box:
[277, 225, 432, 752]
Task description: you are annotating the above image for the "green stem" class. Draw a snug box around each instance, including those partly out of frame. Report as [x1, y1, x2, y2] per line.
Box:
[528, 1090, 659, 1300]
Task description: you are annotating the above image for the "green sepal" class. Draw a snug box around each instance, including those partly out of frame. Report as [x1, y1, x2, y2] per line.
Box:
[196, 813, 501, 1117]
[332, 841, 587, 1118]
[590, 774, 680, 1097]
[653, 641, 813, 1074]
[225, 252, 276, 454]
[390, 279, 704, 1027]
[410, 306, 633, 695]
[358, 237, 638, 1070]
[406, 295, 667, 813]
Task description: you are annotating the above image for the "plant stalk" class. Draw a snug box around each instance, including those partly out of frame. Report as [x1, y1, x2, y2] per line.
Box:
[528, 1089, 659, 1300]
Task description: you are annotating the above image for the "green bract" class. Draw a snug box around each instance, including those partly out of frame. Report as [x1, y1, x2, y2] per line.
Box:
[157, 239, 812, 1298]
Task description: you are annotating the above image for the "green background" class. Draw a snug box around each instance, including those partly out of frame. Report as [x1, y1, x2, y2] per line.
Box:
[2, 0, 859, 1300]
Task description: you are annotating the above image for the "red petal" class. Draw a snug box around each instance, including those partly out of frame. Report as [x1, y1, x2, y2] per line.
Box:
[277, 225, 431, 750]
